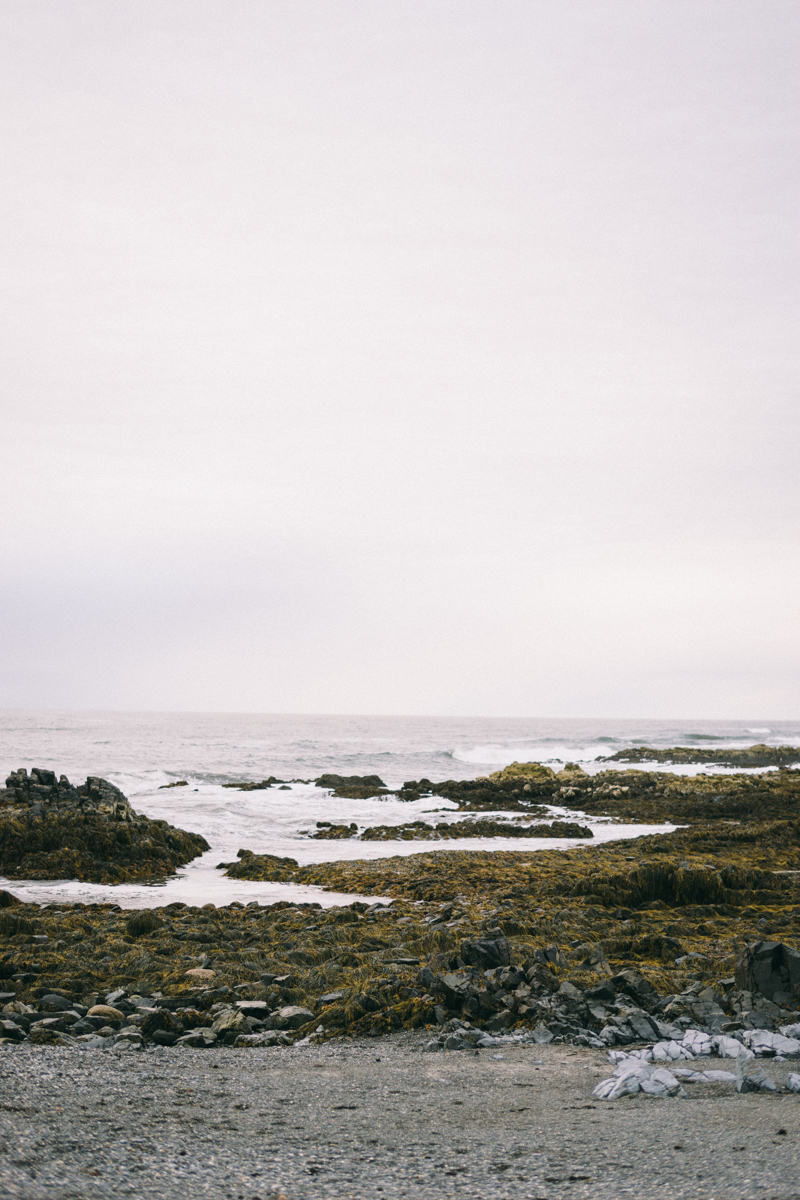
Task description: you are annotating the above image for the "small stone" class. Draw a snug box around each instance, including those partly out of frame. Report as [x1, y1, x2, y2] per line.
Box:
[39, 993, 72, 1011]
[444, 1034, 468, 1050]
[485, 1010, 514, 1032]
[87, 1005, 125, 1021]
[185, 968, 216, 979]
[151, 1030, 178, 1046]
[275, 1005, 314, 1030]
[176, 1027, 217, 1048]
[736, 1054, 777, 1093]
[211, 1009, 246, 1034]
[233, 1030, 288, 1048]
[114, 1029, 143, 1046]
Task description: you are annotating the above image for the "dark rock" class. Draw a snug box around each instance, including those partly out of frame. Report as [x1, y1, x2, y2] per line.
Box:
[140, 1008, 179, 1038]
[735, 941, 800, 1005]
[599, 743, 800, 769]
[70, 1019, 97, 1035]
[460, 936, 511, 970]
[534, 944, 568, 968]
[0, 890, 21, 908]
[234, 1000, 271, 1017]
[315, 774, 389, 799]
[586, 981, 616, 1005]
[417, 966, 437, 990]
[176, 1027, 217, 1048]
[485, 1010, 514, 1031]
[275, 1005, 314, 1030]
[39, 993, 72, 1011]
[152, 1029, 178, 1046]
[609, 970, 660, 1009]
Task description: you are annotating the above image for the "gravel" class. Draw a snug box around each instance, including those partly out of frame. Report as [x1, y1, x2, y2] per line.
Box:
[1, 1034, 800, 1200]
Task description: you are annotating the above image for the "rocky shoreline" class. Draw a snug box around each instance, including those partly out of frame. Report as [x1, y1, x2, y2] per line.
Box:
[1, 752, 798, 1055]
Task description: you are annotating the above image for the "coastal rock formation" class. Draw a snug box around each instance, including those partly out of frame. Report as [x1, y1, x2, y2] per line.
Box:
[310, 818, 593, 841]
[0, 768, 209, 883]
[487, 761, 558, 784]
[315, 774, 390, 799]
[598, 743, 800, 769]
[2, 752, 799, 1053]
[396, 763, 800, 824]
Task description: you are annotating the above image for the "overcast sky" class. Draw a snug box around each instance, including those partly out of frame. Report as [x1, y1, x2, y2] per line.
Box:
[1, 0, 798, 718]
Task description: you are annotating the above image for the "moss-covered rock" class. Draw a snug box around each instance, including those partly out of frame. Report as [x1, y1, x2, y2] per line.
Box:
[0, 768, 209, 884]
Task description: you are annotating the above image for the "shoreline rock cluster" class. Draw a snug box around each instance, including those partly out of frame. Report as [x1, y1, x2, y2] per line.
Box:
[309, 817, 593, 841]
[0, 768, 210, 883]
[598, 743, 800, 769]
[1, 750, 798, 1066]
[1, 883, 798, 1058]
[0, 768, 211, 883]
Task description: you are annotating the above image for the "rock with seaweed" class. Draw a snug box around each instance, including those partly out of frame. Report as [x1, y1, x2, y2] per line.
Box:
[0, 768, 209, 883]
[548, 765, 800, 824]
[1, 863, 797, 1051]
[396, 770, 556, 812]
[396, 762, 800, 822]
[598, 743, 800, 769]
[315, 774, 391, 799]
[220, 824, 799, 1028]
[314, 818, 593, 841]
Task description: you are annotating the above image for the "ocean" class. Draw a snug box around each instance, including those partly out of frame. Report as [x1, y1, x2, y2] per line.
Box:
[2, 711, 798, 909]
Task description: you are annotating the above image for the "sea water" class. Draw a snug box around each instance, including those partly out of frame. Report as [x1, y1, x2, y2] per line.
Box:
[1, 711, 797, 909]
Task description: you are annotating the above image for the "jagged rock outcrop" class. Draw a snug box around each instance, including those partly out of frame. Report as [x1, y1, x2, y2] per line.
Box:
[735, 940, 800, 1007]
[0, 768, 209, 883]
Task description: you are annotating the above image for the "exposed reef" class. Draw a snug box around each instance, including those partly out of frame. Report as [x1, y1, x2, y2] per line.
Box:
[0, 769, 209, 884]
[315, 774, 391, 799]
[310, 818, 592, 841]
[395, 760, 800, 824]
[598, 743, 800, 769]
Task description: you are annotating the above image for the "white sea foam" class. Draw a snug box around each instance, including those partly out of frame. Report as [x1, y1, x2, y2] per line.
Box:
[0, 778, 676, 909]
[451, 742, 614, 767]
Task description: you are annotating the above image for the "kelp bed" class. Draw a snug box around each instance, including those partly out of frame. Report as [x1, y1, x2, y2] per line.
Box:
[2, 814, 798, 1046]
